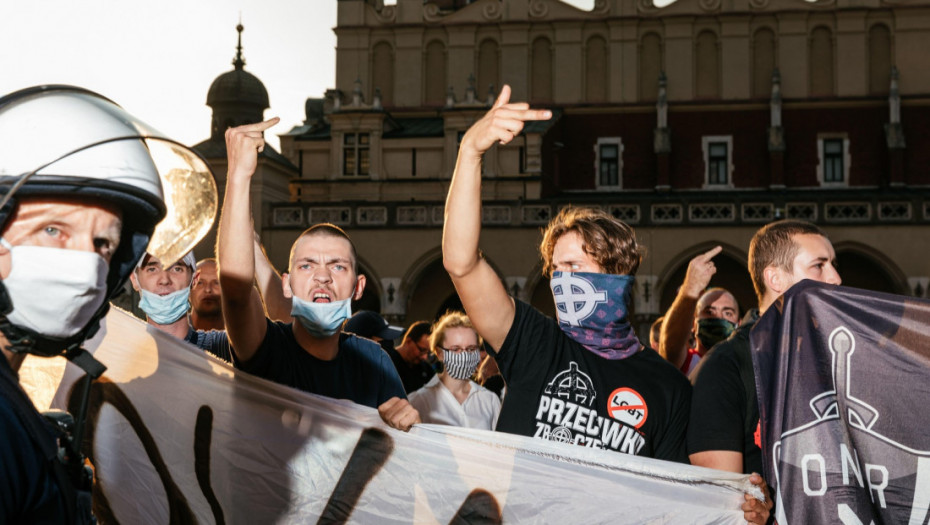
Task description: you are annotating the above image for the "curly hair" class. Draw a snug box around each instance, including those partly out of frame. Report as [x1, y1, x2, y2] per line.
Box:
[540, 206, 642, 277]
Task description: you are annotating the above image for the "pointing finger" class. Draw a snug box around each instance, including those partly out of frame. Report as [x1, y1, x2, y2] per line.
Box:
[699, 245, 723, 261]
[492, 85, 512, 109]
[236, 117, 280, 133]
[495, 108, 552, 122]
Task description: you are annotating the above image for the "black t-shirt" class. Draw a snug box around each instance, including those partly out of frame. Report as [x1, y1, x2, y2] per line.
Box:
[385, 346, 434, 394]
[688, 309, 762, 475]
[491, 299, 691, 463]
[239, 320, 407, 408]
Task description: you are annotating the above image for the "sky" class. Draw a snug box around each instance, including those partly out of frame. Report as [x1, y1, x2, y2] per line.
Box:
[0, 0, 613, 152]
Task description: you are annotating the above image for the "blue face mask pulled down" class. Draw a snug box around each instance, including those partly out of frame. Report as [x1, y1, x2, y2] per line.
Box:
[549, 271, 643, 360]
[138, 288, 190, 325]
[291, 296, 352, 338]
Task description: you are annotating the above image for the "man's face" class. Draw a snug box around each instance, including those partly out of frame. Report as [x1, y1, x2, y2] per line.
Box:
[190, 261, 221, 316]
[0, 198, 122, 278]
[284, 234, 364, 303]
[131, 254, 193, 295]
[550, 231, 604, 274]
[696, 290, 740, 324]
[414, 334, 431, 362]
[782, 233, 842, 289]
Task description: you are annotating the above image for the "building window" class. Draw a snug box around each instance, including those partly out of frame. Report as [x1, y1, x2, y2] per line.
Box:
[702, 136, 733, 188]
[411, 148, 417, 177]
[343, 133, 370, 176]
[595, 138, 623, 189]
[818, 136, 850, 186]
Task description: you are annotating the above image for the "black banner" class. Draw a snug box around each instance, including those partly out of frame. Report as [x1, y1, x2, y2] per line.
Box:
[751, 280, 930, 524]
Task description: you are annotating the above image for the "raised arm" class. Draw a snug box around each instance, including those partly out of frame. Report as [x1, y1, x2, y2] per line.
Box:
[253, 232, 292, 322]
[660, 246, 721, 369]
[217, 118, 279, 362]
[442, 86, 550, 350]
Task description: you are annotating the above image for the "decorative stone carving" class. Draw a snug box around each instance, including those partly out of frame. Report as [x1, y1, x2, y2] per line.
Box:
[529, 0, 549, 18]
[423, 3, 443, 23]
[483, 1, 503, 20]
[373, 4, 396, 24]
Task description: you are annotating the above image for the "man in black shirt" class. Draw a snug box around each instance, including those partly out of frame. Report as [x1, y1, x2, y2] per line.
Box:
[218, 119, 417, 430]
[689, 221, 841, 502]
[345, 312, 435, 393]
[441, 88, 678, 456]
[443, 86, 769, 522]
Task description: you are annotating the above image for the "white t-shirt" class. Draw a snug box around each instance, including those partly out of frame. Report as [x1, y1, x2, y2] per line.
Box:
[408, 375, 501, 430]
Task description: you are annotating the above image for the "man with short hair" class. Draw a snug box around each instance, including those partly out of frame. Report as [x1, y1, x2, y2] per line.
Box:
[391, 321, 435, 393]
[688, 220, 841, 478]
[660, 246, 741, 375]
[0, 86, 202, 523]
[130, 251, 232, 362]
[218, 118, 418, 431]
[190, 258, 223, 331]
[131, 251, 196, 339]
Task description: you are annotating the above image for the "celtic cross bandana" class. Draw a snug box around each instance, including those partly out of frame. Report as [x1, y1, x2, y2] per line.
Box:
[549, 272, 643, 360]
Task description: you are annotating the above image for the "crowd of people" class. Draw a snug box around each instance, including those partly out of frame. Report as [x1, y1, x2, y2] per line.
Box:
[0, 84, 860, 523]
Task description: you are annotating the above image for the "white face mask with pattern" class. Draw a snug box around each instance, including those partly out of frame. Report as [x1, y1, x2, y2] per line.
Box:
[442, 348, 481, 380]
[0, 238, 109, 339]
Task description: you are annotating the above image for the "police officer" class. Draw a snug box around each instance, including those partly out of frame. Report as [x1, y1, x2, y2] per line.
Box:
[0, 86, 209, 523]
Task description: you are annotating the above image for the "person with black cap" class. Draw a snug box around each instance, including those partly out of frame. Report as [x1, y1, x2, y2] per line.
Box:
[343, 310, 404, 344]
[345, 312, 435, 393]
[0, 86, 209, 524]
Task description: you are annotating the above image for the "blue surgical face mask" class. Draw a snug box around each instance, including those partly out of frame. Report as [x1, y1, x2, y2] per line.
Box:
[291, 296, 352, 338]
[138, 288, 190, 325]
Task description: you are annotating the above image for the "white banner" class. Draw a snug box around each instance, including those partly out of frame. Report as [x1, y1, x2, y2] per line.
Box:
[21, 308, 758, 524]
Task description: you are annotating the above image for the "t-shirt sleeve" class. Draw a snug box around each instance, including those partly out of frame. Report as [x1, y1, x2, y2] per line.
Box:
[377, 350, 408, 404]
[237, 318, 280, 376]
[652, 377, 691, 463]
[687, 342, 746, 455]
[198, 330, 236, 365]
[493, 299, 562, 387]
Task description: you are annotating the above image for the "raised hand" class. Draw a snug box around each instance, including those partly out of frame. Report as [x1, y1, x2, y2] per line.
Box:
[225, 117, 280, 181]
[682, 245, 723, 298]
[458, 85, 551, 161]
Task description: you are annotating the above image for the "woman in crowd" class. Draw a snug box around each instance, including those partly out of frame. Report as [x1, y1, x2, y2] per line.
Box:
[408, 312, 501, 430]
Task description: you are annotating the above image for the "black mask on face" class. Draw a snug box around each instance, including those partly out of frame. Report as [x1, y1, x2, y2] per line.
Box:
[696, 317, 737, 350]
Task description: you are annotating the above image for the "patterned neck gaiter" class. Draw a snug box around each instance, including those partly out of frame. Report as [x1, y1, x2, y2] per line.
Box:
[549, 271, 643, 360]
